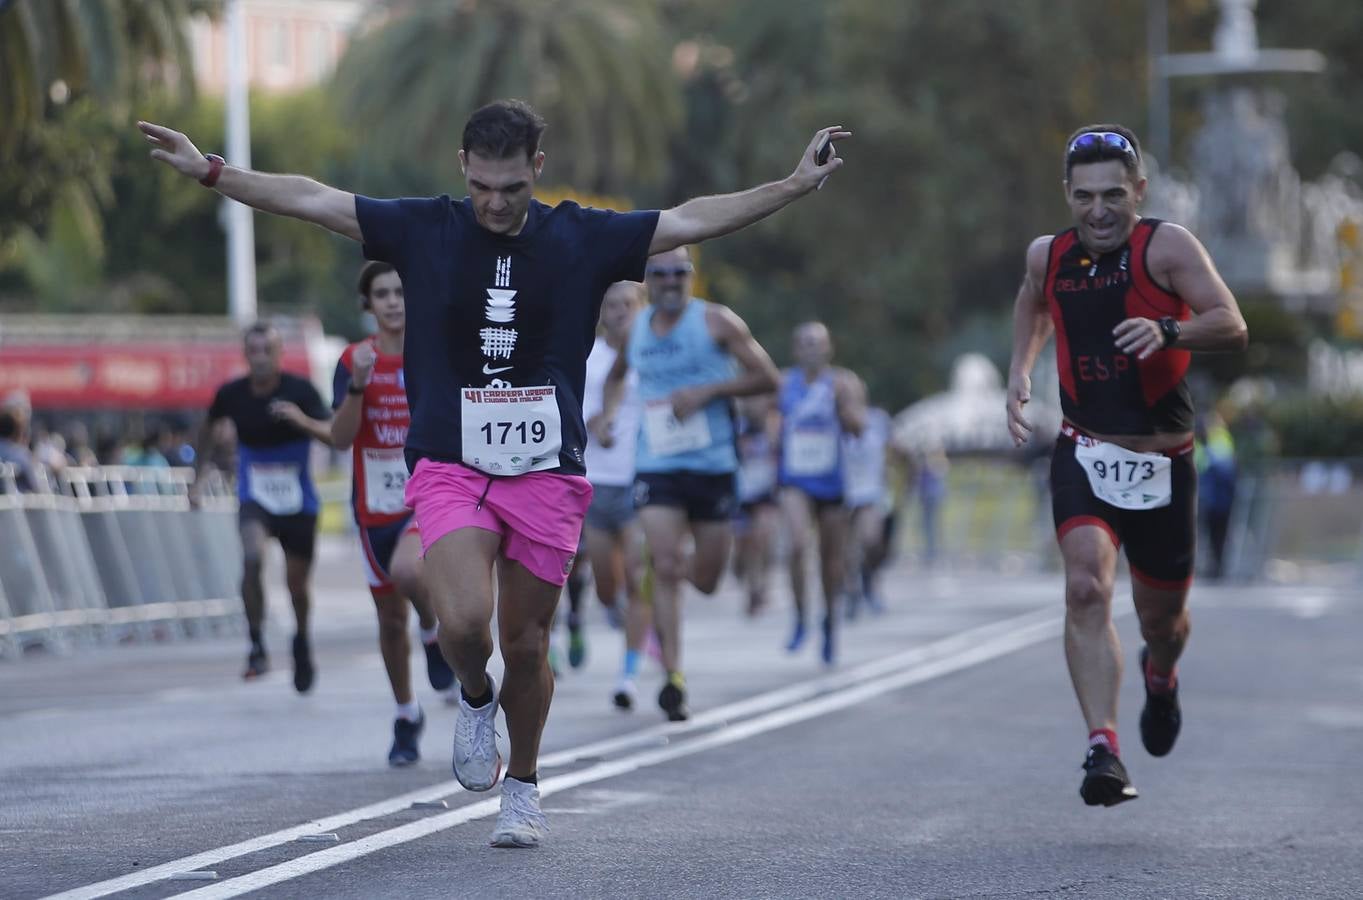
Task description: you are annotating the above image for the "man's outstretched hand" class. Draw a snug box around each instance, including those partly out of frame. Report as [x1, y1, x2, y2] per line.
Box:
[792, 126, 852, 193]
[139, 121, 211, 181]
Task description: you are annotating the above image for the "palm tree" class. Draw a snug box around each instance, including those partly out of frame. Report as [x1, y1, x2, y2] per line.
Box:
[332, 0, 682, 196]
[0, 0, 208, 153]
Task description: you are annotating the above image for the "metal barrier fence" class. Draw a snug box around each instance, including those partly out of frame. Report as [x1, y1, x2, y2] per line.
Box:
[4, 454, 1359, 658]
[0, 464, 242, 659]
[892, 457, 1363, 584]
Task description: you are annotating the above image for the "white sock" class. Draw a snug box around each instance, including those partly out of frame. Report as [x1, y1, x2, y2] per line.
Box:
[396, 700, 421, 722]
[419, 625, 439, 644]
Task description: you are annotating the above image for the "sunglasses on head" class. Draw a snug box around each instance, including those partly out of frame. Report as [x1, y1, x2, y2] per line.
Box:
[1067, 131, 1138, 161]
[646, 265, 693, 278]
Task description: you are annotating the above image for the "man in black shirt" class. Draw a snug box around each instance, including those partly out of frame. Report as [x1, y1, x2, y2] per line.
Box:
[197, 322, 332, 692]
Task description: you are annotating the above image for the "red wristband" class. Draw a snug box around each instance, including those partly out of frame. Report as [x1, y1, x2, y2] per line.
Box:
[200, 154, 225, 188]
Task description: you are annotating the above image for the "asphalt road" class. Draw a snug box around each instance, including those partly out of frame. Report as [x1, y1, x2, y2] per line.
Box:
[2, 538, 1361, 899]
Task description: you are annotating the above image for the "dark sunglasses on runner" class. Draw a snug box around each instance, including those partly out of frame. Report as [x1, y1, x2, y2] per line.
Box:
[1067, 131, 1139, 162]
[646, 265, 694, 278]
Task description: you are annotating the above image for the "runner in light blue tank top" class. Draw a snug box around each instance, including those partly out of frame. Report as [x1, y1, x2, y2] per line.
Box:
[600, 247, 780, 724]
[629, 298, 738, 474]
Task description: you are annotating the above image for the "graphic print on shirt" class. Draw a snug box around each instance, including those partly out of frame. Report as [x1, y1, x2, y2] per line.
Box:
[461, 253, 562, 475]
[479, 256, 518, 380]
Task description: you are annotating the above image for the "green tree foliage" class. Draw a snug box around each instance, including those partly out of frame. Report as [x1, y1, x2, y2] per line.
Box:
[2, 0, 1354, 414]
[0, 0, 205, 134]
[0, 0, 212, 305]
[332, 0, 681, 195]
[1257, 0, 1363, 179]
[1271, 394, 1363, 458]
[663, 0, 1171, 405]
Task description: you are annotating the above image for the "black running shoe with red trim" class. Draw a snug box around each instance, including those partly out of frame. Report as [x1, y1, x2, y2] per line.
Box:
[1080, 745, 1139, 807]
[1139, 645, 1182, 757]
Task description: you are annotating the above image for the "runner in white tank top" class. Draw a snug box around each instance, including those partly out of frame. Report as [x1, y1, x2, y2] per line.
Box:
[582, 282, 652, 710]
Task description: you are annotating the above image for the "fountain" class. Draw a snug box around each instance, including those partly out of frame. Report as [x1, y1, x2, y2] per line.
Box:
[1145, 0, 1363, 313]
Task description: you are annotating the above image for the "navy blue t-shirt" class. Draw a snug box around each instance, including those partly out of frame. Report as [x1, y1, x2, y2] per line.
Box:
[355, 195, 658, 477]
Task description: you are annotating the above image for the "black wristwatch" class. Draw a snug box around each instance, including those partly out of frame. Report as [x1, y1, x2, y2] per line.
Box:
[1158, 316, 1181, 349]
[346, 381, 366, 396]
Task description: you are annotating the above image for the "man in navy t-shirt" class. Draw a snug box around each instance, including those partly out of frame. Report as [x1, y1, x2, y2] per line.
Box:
[140, 100, 850, 849]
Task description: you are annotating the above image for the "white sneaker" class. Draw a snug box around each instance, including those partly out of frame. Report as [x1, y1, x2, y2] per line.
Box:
[490, 777, 548, 848]
[452, 675, 502, 791]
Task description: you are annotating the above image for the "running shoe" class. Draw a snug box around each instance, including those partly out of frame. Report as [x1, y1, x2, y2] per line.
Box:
[242, 645, 269, 680]
[1080, 745, 1139, 807]
[1139, 646, 1182, 757]
[658, 673, 689, 722]
[291, 634, 315, 694]
[423, 638, 455, 692]
[861, 572, 887, 614]
[452, 674, 502, 791]
[820, 615, 836, 666]
[613, 676, 637, 712]
[490, 777, 548, 848]
[568, 627, 587, 669]
[388, 709, 424, 767]
[785, 619, 807, 653]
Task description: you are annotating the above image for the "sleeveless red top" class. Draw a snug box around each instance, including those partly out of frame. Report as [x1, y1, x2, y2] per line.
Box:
[1044, 219, 1193, 435]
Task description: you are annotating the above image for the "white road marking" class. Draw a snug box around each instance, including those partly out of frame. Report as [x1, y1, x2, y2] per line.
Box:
[43, 605, 1075, 900]
[165, 613, 1067, 899]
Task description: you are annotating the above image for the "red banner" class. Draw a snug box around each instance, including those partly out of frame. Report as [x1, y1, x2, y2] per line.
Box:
[0, 344, 314, 410]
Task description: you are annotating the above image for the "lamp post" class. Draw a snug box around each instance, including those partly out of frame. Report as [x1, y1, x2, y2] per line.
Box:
[224, 0, 257, 327]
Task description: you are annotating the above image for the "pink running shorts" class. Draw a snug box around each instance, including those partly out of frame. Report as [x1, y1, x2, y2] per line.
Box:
[404, 459, 593, 586]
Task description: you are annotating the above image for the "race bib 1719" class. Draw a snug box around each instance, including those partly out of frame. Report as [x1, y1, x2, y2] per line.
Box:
[460, 386, 562, 476]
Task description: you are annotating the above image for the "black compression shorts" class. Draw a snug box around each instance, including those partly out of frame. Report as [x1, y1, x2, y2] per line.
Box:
[1050, 429, 1196, 589]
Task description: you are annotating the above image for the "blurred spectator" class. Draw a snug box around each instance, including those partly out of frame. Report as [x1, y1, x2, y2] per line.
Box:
[159, 419, 196, 467]
[122, 425, 169, 467]
[32, 425, 70, 476]
[915, 441, 950, 566]
[0, 410, 40, 492]
[2, 390, 32, 445]
[95, 430, 123, 466]
[66, 422, 99, 467]
[1227, 402, 1278, 474]
[1195, 413, 1237, 580]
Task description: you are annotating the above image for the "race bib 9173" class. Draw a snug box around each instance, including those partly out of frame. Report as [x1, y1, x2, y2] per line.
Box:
[1074, 441, 1173, 510]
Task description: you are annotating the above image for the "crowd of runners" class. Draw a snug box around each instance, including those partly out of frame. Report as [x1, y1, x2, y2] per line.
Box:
[138, 101, 1246, 846]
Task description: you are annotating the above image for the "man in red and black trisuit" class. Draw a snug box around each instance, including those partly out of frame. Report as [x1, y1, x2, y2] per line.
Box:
[1005, 124, 1248, 807]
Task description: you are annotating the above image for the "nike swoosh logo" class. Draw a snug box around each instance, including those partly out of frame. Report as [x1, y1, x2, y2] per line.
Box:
[482, 364, 513, 375]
